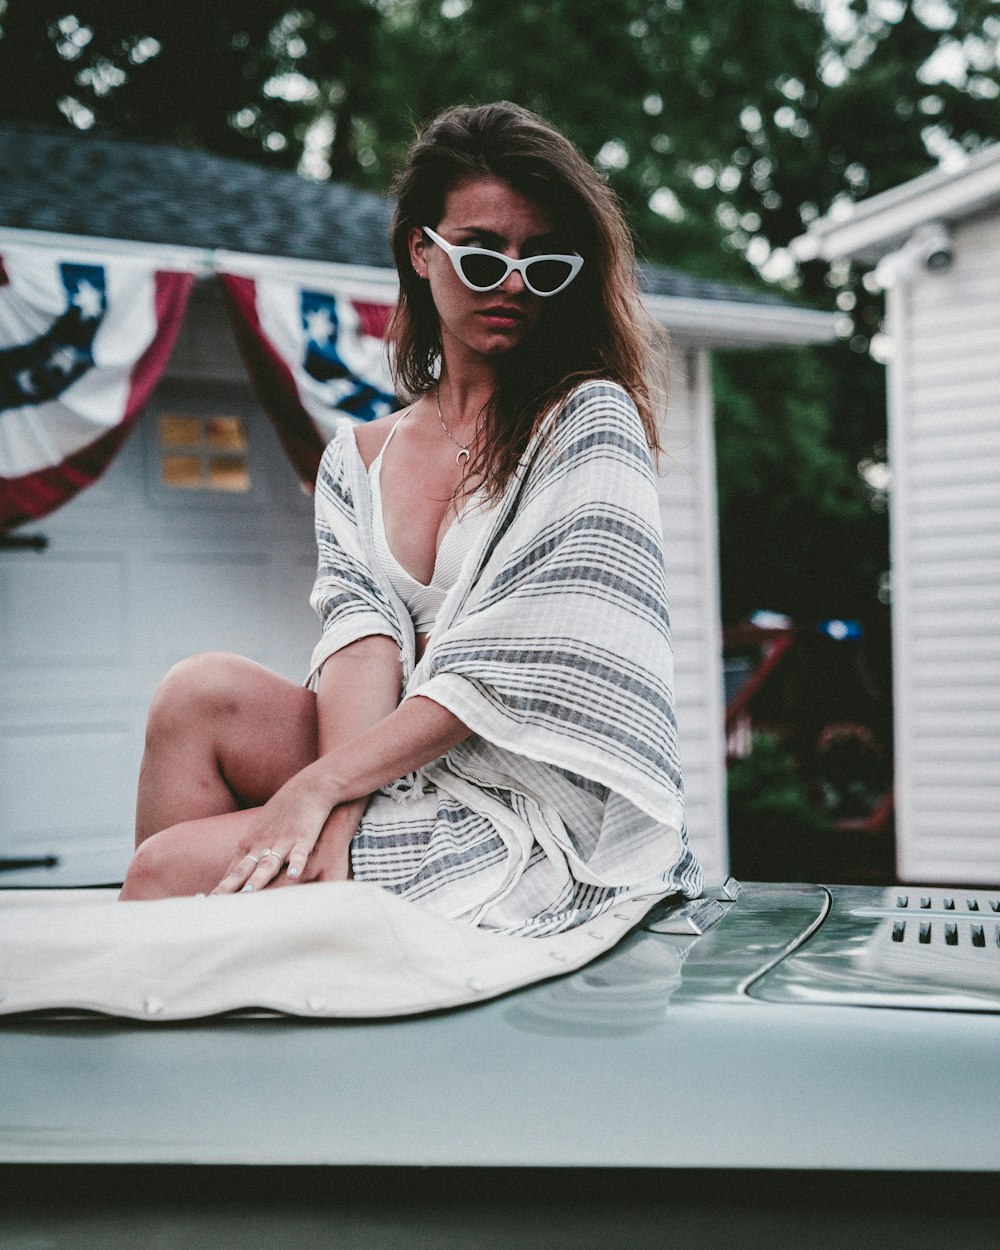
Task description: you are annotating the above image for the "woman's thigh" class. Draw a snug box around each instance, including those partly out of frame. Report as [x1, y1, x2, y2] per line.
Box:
[150, 652, 320, 807]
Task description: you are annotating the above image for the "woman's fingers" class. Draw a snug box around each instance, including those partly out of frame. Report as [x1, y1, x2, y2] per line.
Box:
[211, 850, 260, 895]
[211, 837, 316, 894]
[206, 772, 340, 895]
[285, 842, 311, 880]
[211, 846, 285, 894]
[241, 847, 288, 892]
[209, 792, 337, 894]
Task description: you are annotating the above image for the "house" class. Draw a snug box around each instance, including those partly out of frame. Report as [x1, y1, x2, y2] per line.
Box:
[0, 123, 835, 885]
[793, 144, 1000, 885]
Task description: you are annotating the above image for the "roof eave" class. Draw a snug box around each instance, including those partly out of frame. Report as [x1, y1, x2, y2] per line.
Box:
[0, 225, 401, 298]
[790, 145, 1000, 265]
[644, 292, 837, 349]
[0, 224, 835, 348]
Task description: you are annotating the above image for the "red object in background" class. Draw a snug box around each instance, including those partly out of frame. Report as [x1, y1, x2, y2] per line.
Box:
[724, 623, 796, 739]
[723, 619, 894, 837]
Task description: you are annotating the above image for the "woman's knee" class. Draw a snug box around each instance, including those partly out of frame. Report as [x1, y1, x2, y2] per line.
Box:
[122, 809, 254, 900]
[144, 651, 260, 747]
[119, 827, 182, 900]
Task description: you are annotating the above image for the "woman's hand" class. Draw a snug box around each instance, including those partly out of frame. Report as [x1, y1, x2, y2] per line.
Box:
[281, 800, 366, 885]
[210, 765, 347, 894]
[209, 694, 469, 895]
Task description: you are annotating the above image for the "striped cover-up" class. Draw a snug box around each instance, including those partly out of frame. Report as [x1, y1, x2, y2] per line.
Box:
[309, 379, 702, 935]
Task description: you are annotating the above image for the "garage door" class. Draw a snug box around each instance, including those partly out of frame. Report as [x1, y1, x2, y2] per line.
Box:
[0, 377, 321, 884]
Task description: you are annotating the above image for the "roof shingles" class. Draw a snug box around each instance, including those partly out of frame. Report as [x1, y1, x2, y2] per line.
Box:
[0, 124, 395, 266]
[0, 122, 784, 305]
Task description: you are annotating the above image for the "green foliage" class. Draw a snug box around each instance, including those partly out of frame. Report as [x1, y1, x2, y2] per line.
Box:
[2, 0, 998, 625]
[727, 730, 831, 880]
[713, 343, 889, 623]
[0, 0, 380, 169]
[728, 731, 828, 835]
[727, 724, 895, 883]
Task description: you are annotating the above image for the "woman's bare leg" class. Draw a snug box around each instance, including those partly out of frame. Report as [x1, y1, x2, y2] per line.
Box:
[134, 651, 319, 846]
[120, 809, 263, 900]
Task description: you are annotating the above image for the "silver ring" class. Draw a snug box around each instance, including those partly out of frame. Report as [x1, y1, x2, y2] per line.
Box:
[260, 848, 283, 864]
[245, 853, 261, 864]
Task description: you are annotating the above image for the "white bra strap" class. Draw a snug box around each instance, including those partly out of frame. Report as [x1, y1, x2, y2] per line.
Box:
[369, 409, 409, 478]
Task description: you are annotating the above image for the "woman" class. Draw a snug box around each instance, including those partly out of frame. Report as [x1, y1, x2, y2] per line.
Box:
[121, 102, 702, 933]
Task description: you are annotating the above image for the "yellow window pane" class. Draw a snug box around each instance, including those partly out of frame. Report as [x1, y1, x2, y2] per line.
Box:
[208, 456, 250, 492]
[206, 416, 247, 452]
[162, 455, 203, 489]
[160, 415, 202, 448]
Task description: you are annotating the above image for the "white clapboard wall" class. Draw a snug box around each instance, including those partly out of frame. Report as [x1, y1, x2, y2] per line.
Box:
[656, 348, 728, 882]
[888, 209, 1000, 883]
[0, 280, 320, 881]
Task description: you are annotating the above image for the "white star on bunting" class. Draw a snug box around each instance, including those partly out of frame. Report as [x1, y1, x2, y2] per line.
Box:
[305, 306, 334, 345]
[72, 280, 104, 320]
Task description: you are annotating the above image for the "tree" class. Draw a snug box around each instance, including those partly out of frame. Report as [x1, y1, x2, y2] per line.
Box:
[2, 0, 998, 638]
[0, 0, 378, 171]
[363, 0, 998, 640]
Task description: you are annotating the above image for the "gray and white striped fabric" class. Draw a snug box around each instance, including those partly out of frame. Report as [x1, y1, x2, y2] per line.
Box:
[310, 380, 702, 935]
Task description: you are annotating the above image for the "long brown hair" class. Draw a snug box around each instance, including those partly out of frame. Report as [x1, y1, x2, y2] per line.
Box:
[386, 102, 666, 497]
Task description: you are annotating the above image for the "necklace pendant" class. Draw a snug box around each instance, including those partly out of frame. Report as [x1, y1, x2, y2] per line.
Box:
[456, 447, 471, 466]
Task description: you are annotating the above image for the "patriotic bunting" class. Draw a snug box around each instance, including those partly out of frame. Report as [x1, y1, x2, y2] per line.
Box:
[0, 248, 194, 530]
[0, 250, 399, 528]
[221, 271, 399, 486]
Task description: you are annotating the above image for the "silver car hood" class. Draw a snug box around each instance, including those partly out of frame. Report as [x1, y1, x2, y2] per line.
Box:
[745, 885, 1000, 1012]
[3, 881, 1000, 1170]
[627, 882, 1000, 1015]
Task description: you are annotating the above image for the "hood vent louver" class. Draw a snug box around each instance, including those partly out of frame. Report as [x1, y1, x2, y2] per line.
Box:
[882, 915, 998, 949]
[747, 886, 1000, 1011]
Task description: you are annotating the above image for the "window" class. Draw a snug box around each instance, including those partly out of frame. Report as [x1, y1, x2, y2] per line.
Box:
[159, 414, 250, 492]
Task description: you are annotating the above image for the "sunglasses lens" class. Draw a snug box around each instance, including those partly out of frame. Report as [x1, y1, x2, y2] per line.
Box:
[525, 259, 575, 293]
[459, 253, 509, 289]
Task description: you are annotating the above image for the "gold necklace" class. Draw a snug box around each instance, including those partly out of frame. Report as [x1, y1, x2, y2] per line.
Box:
[435, 384, 473, 466]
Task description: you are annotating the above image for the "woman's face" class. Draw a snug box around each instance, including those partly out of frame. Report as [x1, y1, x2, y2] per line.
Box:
[408, 175, 561, 367]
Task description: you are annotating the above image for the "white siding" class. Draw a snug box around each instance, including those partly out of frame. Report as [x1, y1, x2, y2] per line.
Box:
[889, 209, 1000, 884]
[0, 280, 319, 881]
[657, 349, 729, 882]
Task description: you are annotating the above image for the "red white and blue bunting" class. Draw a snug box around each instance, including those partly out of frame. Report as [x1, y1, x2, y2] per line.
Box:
[0, 248, 401, 529]
[0, 248, 194, 530]
[221, 271, 398, 486]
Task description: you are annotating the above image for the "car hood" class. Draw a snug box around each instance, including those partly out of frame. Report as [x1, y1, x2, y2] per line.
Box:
[3, 881, 1000, 1169]
[745, 884, 1000, 1011]
[627, 882, 1000, 1016]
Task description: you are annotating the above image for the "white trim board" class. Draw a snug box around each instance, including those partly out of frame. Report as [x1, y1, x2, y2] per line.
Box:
[792, 144, 1000, 265]
[0, 225, 835, 349]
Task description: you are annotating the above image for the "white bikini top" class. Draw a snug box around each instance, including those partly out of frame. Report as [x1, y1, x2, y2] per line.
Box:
[368, 414, 495, 633]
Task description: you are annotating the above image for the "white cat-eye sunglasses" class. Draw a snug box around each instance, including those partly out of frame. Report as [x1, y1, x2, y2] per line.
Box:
[422, 226, 583, 297]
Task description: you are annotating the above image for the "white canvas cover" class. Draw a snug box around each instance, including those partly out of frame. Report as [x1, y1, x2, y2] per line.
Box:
[0, 882, 666, 1021]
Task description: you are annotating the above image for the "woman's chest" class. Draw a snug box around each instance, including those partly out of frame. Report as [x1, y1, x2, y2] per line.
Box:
[378, 450, 470, 586]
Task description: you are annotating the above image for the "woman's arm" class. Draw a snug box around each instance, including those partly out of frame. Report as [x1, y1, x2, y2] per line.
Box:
[295, 633, 405, 882]
[210, 632, 404, 893]
[315, 633, 403, 754]
[315, 692, 471, 809]
[211, 658, 470, 893]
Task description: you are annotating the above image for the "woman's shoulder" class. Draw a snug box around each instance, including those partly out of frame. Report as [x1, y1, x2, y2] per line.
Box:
[521, 378, 654, 487]
[317, 407, 411, 470]
[352, 408, 409, 471]
[564, 376, 638, 410]
[548, 377, 643, 440]
[316, 414, 382, 496]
